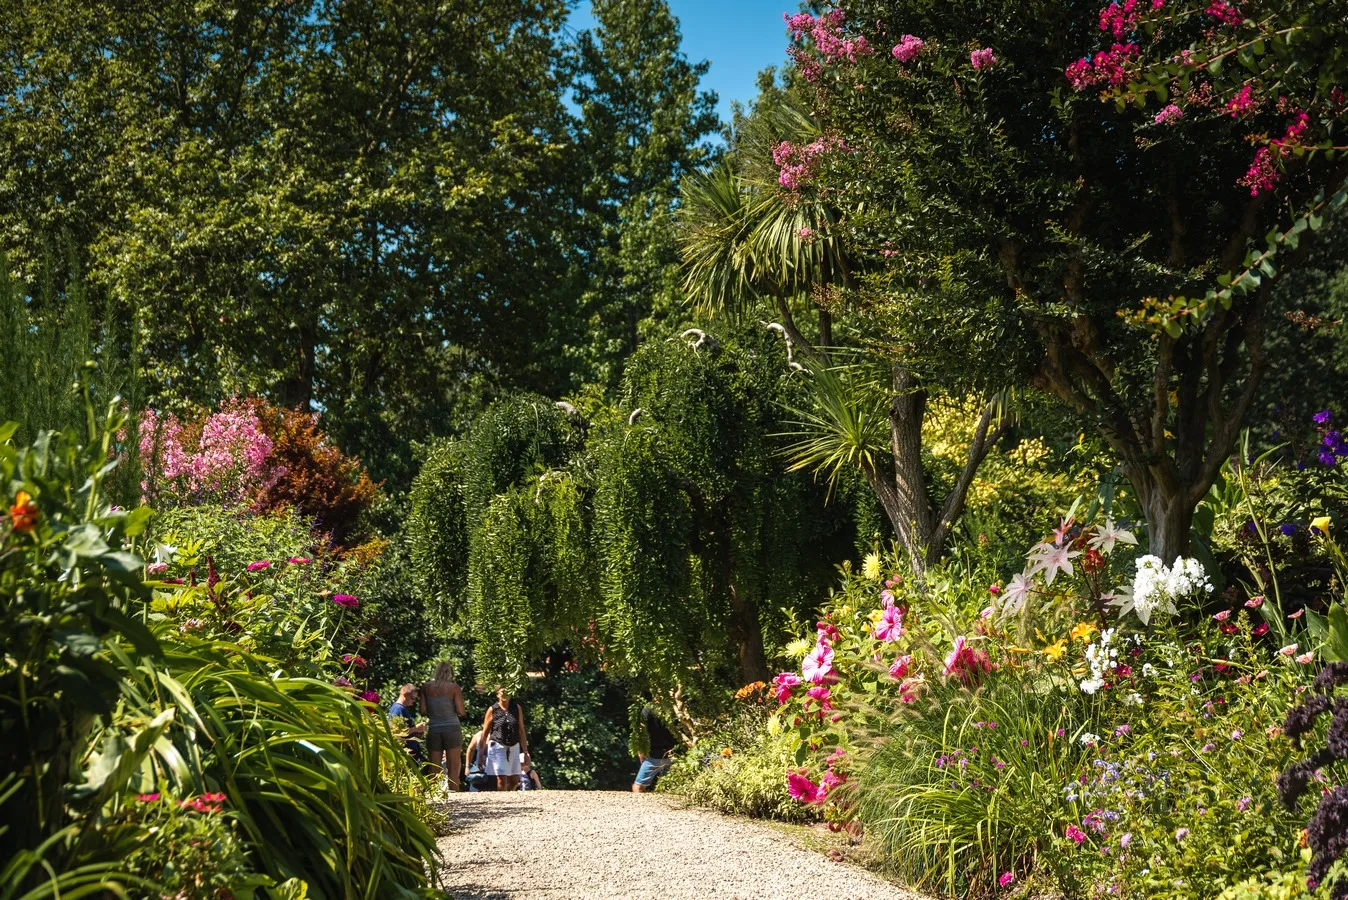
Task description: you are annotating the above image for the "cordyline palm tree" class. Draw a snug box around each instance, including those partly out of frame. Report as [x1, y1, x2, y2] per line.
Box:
[678, 98, 1010, 577]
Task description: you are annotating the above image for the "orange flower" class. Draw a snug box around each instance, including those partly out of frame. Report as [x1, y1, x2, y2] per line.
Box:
[8, 491, 38, 533]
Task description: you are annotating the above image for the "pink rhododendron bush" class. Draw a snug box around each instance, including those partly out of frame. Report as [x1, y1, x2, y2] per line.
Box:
[753, 507, 1347, 897]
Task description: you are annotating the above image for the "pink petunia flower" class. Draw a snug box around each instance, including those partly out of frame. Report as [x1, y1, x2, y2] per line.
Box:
[787, 770, 824, 805]
[889, 655, 912, 680]
[874, 604, 904, 642]
[772, 671, 802, 703]
[802, 641, 835, 684]
[146, 562, 168, 575]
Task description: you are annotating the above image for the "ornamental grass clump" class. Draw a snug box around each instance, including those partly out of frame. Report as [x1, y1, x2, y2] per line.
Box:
[1280, 662, 1348, 898]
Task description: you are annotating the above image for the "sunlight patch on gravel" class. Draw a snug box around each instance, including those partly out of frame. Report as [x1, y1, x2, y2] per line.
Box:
[434, 791, 920, 900]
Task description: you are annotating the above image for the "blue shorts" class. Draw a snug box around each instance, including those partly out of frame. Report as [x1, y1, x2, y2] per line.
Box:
[634, 756, 672, 789]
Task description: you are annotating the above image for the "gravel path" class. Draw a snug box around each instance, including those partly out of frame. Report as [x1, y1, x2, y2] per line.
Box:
[435, 791, 919, 900]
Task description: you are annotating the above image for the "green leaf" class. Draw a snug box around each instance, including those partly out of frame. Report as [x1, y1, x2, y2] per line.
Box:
[0, 422, 17, 443]
[1327, 603, 1348, 662]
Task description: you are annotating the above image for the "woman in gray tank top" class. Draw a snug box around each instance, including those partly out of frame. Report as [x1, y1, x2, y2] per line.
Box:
[419, 661, 465, 791]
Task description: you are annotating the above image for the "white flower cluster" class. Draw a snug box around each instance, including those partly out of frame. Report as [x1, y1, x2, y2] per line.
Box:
[1080, 628, 1118, 695]
[1112, 555, 1212, 626]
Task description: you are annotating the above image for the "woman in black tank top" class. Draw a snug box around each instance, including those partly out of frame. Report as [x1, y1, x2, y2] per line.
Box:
[481, 686, 530, 791]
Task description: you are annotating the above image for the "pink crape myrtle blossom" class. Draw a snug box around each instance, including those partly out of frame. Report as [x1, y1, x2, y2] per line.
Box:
[802, 641, 835, 684]
[892, 34, 924, 63]
[1206, 0, 1243, 25]
[873, 604, 904, 642]
[970, 47, 997, 70]
[1065, 42, 1139, 90]
[1227, 84, 1257, 118]
[772, 671, 802, 703]
[773, 136, 846, 190]
[785, 9, 873, 65]
[1154, 104, 1183, 125]
[1240, 146, 1279, 196]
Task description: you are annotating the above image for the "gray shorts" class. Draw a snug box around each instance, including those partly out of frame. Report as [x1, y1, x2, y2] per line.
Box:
[427, 724, 462, 754]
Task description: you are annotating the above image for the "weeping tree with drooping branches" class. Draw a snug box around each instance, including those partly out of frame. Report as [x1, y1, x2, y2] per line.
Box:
[408, 330, 856, 726]
[777, 0, 1348, 564]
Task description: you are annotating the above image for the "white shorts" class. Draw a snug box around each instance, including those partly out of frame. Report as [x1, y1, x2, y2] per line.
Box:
[485, 740, 521, 776]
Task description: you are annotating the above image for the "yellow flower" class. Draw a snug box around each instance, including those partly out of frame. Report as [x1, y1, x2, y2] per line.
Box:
[862, 552, 882, 581]
[1312, 516, 1332, 535]
[1069, 621, 1098, 643]
[1041, 639, 1068, 661]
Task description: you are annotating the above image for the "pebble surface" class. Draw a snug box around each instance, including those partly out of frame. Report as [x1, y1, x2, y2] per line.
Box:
[435, 790, 920, 900]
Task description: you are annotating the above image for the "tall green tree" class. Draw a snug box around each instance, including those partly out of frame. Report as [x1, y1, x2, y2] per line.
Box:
[569, 0, 721, 386]
[0, 0, 583, 487]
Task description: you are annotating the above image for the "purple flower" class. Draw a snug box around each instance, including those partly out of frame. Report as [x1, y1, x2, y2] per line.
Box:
[1115, 724, 1131, 737]
[1175, 827, 1190, 841]
[1119, 832, 1133, 848]
[332, 594, 359, 609]
[1238, 796, 1251, 811]
[1281, 523, 1298, 537]
[1315, 409, 1334, 426]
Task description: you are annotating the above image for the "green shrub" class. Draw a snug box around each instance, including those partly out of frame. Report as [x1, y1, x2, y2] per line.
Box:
[661, 697, 818, 823]
[519, 668, 631, 790]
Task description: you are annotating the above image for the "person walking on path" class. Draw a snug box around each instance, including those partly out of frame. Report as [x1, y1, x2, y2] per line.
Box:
[420, 661, 466, 791]
[481, 686, 529, 791]
[632, 705, 678, 793]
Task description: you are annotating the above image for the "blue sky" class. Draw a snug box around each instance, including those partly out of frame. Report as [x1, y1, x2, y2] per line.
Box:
[567, 0, 793, 123]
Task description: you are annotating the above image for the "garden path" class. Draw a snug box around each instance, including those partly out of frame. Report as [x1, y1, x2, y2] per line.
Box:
[435, 791, 918, 900]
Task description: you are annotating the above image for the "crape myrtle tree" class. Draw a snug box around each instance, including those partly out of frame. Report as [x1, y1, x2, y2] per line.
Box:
[680, 88, 1011, 576]
[408, 330, 854, 725]
[778, 0, 1348, 561]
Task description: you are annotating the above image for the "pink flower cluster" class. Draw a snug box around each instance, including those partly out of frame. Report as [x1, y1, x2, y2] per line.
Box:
[140, 403, 284, 506]
[786, 747, 849, 806]
[1065, 43, 1139, 90]
[1227, 83, 1256, 117]
[1154, 103, 1183, 125]
[785, 10, 872, 64]
[1206, 0, 1242, 25]
[1240, 110, 1311, 196]
[772, 671, 801, 703]
[891, 34, 924, 63]
[180, 792, 228, 814]
[970, 47, 997, 70]
[1099, 0, 1166, 36]
[772, 136, 844, 190]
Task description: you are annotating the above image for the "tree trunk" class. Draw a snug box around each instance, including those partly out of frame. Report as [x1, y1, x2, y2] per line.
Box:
[712, 506, 769, 684]
[1128, 465, 1197, 563]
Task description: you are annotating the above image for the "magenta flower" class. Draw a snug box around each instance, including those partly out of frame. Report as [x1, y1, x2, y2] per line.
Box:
[135, 792, 161, 803]
[998, 872, 1015, 887]
[1252, 623, 1269, 637]
[873, 604, 904, 642]
[970, 47, 997, 70]
[1245, 595, 1264, 608]
[1207, 0, 1243, 25]
[772, 671, 802, 703]
[787, 770, 824, 805]
[889, 655, 912, 680]
[891, 34, 924, 63]
[358, 690, 380, 704]
[342, 654, 368, 670]
[802, 641, 835, 684]
[332, 594, 359, 609]
[944, 636, 992, 686]
[146, 562, 168, 575]
[288, 556, 311, 564]
[247, 560, 271, 572]
[1066, 823, 1087, 844]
